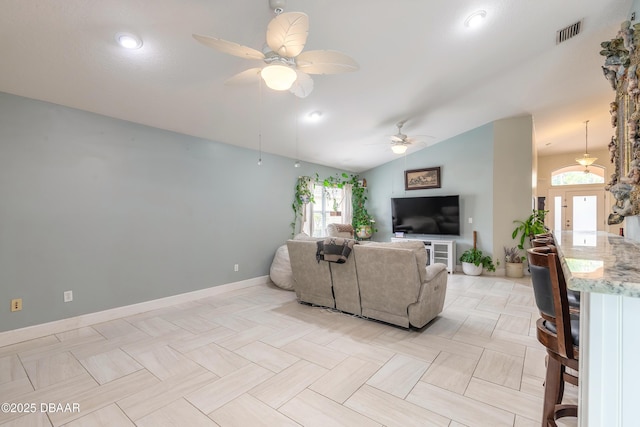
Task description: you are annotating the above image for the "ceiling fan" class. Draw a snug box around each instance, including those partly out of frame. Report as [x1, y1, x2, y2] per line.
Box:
[389, 120, 432, 154]
[193, 0, 359, 98]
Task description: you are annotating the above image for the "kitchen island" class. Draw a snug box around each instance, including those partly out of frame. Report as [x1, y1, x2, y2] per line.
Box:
[555, 231, 640, 427]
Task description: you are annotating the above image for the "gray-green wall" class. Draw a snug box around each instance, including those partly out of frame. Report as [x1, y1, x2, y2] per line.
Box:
[363, 116, 533, 267]
[0, 92, 345, 332]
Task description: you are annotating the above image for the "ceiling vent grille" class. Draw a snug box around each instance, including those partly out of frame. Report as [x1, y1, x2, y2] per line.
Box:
[556, 20, 583, 44]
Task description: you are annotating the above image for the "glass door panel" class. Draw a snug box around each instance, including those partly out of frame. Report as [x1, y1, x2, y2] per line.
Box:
[572, 195, 597, 231]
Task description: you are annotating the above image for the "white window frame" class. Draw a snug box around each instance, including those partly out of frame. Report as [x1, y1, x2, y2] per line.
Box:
[551, 164, 605, 186]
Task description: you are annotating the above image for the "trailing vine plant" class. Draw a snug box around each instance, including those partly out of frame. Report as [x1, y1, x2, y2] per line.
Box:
[291, 174, 318, 235]
[290, 172, 377, 238]
[351, 178, 377, 236]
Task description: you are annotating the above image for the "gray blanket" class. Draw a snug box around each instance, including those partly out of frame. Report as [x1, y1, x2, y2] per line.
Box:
[316, 237, 357, 264]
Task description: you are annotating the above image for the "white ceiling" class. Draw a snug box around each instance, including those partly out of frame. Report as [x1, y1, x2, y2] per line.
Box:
[0, 0, 632, 172]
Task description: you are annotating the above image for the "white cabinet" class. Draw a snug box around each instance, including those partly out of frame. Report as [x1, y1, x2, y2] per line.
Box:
[391, 237, 456, 274]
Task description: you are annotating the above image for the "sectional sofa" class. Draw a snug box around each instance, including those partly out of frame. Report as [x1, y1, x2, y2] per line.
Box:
[286, 239, 448, 328]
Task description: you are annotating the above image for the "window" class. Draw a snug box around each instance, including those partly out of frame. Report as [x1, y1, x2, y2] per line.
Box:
[551, 165, 604, 186]
[311, 184, 346, 237]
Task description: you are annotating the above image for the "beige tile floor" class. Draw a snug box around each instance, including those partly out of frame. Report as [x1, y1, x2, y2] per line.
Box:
[0, 273, 578, 426]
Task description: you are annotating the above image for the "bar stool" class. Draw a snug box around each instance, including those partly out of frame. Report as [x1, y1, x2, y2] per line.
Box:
[530, 237, 580, 313]
[527, 246, 579, 427]
[532, 237, 554, 248]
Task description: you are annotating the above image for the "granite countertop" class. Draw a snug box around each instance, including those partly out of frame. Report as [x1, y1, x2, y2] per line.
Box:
[555, 230, 640, 298]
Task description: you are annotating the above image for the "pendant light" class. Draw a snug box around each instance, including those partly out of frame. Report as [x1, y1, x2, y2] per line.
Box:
[294, 97, 301, 167]
[257, 78, 263, 165]
[576, 120, 597, 173]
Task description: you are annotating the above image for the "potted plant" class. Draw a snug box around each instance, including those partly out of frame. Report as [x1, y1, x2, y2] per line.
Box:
[349, 175, 377, 240]
[512, 209, 548, 249]
[459, 231, 495, 275]
[459, 248, 496, 275]
[504, 246, 525, 278]
[291, 175, 317, 235]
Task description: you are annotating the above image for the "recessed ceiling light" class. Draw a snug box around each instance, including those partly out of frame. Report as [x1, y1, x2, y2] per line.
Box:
[464, 10, 487, 28]
[115, 32, 143, 49]
[308, 111, 323, 121]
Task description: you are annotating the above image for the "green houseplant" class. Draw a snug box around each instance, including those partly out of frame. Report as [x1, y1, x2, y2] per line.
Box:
[459, 231, 495, 275]
[290, 175, 317, 235]
[350, 177, 376, 239]
[512, 209, 548, 249]
[459, 248, 496, 275]
[504, 246, 525, 278]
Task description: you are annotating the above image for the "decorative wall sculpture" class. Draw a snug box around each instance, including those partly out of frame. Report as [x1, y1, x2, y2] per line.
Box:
[601, 20, 640, 224]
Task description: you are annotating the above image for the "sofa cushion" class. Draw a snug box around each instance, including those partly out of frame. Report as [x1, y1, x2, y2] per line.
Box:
[364, 241, 428, 283]
[287, 240, 335, 308]
[353, 245, 421, 328]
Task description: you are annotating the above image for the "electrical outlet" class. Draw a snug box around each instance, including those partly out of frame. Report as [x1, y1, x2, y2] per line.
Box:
[11, 298, 22, 312]
[234, 264, 239, 272]
[63, 291, 73, 303]
[468, 217, 473, 224]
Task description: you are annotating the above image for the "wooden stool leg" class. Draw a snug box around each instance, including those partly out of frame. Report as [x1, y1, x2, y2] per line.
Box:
[556, 364, 565, 405]
[543, 352, 563, 426]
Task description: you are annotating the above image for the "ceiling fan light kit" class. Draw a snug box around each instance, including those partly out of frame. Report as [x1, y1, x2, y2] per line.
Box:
[260, 64, 297, 90]
[391, 144, 408, 154]
[193, 1, 358, 98]
[386, 120, 429, 154]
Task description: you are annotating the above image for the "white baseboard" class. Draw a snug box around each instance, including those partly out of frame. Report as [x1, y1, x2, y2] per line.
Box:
[0, 276, 271, 347]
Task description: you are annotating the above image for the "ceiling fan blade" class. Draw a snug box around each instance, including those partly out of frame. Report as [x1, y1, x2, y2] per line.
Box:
[193, 34, 265, 60]
[224, 68, 263, 85]
[296, 50, 359, 74]
[407, 135, 436, 144]
[390, 135, 405, 142]
[289, 71, 314, 98]
[266, 12, 309, 58]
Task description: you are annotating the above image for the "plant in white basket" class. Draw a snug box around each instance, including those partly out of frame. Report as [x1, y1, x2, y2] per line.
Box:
[504, 246, 525, 278]
[459, 248, 496, 276]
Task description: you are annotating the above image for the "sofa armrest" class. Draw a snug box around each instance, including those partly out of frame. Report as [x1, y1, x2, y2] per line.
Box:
[408, 264, 448, 328]
[424, 263, 447, 281]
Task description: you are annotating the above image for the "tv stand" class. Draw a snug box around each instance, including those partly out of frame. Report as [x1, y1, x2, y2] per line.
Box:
[390, 237, 456, 274]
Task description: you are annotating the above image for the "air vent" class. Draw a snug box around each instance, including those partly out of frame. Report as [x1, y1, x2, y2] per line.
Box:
[556, 20, 583, 44]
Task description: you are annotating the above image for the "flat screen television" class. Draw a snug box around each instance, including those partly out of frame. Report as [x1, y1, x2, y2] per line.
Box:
[391, 195, 460, 236]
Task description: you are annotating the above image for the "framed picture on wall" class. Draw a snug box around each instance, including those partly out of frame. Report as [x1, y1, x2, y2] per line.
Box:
[405, 167, 441, 190]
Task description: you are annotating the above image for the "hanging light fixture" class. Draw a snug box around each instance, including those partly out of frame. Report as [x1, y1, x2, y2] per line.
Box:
[257, 78, 263, 166]
[260, 64, 297, 91]
[576, 120, 597, 172]
[294, 97, 301, 167]
[391, 143, 408, 154]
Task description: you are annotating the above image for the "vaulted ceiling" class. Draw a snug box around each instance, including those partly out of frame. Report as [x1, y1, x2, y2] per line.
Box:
[0, 0, 631, 172]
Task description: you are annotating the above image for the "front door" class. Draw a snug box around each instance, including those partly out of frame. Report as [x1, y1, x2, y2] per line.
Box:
[548, 189, 605, 232]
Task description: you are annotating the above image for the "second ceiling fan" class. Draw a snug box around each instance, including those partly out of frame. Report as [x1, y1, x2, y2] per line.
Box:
[193, 0, 359, 98]
[389, 120, 432, 154]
